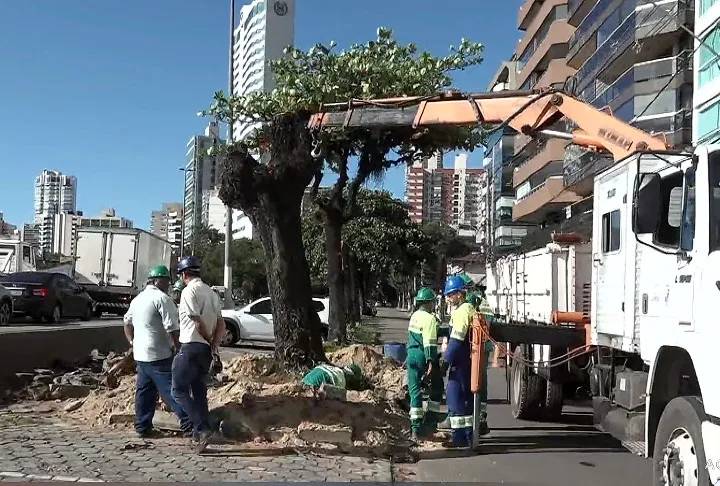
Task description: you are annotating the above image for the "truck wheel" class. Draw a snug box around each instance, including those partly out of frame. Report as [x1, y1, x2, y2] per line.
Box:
[543, 379, 564, 420]
[653, 396, 709, 486]
[510, 345, 543, 419]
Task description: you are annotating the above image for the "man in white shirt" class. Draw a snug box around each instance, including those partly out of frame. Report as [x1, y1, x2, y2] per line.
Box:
[171, 256, 225, 454]
[123, 265, 192, 438]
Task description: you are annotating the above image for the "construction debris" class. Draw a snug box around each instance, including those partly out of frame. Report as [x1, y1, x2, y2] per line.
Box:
[3, 345, 415, 456]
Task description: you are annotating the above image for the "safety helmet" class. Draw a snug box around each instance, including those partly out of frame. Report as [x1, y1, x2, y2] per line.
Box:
[458, 274, 474, 287]
[444, 275, 466, 296]
[173, 278, 184, 291]
[343, 363, 362, 377]
[466, 291, 480, 308]
[177, 256, 202, 274]
[148, 265, 171, 280]
[414, 287, 436, 303]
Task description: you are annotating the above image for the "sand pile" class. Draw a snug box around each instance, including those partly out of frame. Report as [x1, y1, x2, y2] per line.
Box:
[327, 345, 406, 399]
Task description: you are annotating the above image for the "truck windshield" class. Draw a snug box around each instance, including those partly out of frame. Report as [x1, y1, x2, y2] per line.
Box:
[709, 150, 720, 253]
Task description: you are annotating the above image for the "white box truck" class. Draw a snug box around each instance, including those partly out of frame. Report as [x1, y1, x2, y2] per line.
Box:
[72, 227, 173, 316]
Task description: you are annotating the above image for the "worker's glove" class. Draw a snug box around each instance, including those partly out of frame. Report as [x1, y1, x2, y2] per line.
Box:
[440, 337, 448, 354]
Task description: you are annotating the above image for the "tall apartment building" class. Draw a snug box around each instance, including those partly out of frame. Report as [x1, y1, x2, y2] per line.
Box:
[694, 0, 720, 144]
[404, 153, 485, 236]
[232, 0, 295, 142]
[0, 212, 17, 237]
[52, 212, 82, 257]
[34, 170, 77, 254]
[150, 203, 183, 250]
[202, 189, 254, 240]
[184, 121, 224, 244]
[564, 0, 693, 194]
[79, 208, 133, 229]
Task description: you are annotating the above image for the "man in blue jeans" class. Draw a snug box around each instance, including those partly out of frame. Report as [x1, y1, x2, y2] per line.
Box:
[172, 256, 225, 454]
[123, 265, 192, 438]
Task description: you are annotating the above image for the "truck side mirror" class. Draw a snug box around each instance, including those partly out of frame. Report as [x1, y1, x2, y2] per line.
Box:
[633, 173, 661, 234]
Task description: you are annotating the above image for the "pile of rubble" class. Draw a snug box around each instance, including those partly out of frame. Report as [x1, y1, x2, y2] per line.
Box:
[2, 345, 413, 456]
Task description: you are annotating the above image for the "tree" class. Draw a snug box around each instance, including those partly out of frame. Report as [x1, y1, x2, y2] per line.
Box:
[203, 238, 267, 303]
[203, 28, 484, 368]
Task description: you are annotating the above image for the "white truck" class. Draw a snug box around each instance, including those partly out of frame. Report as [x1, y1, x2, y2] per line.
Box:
[71, 227, 173, 316]
[0, 238, 37, 275]
[485, 148, 720, 485]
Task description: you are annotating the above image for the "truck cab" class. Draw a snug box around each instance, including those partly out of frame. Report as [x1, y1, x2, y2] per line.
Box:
[595, 146, 720, 484]
[0, 239, 37, 274]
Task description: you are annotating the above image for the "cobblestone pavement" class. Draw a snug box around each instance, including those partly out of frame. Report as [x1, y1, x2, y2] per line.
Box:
[0, 416, 395, 482]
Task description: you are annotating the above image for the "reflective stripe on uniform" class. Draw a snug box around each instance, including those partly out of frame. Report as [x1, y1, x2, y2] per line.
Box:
[426, 400, 441, 413]
[410, 407, 424, 420]
[317, 364, 346, 388]
[449, 303, 475, 342]
[450, 415, 473, 429]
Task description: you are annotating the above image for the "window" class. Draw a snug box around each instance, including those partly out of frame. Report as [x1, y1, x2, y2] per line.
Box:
[250, 298, 272, 315]
[701, 0, 720, 16]
[654, 171, 684, 247]
[699, 26, 720, 88]
[698, 99, 720, 143]
[708, 150, 720, 253]
[681, 168, 696, 252]
[601, 210, 621, 252]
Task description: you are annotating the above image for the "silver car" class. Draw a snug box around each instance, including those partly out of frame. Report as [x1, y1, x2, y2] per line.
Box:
[0, 282, 13, 326]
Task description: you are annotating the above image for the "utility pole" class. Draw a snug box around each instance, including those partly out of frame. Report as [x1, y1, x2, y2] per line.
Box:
[223, 0, 235, 309]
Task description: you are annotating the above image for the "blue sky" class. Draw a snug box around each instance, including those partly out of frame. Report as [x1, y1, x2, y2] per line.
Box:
[0, 0, 521, 230]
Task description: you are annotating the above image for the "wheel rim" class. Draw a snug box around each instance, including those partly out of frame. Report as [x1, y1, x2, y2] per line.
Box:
[53, 306, 60, 322]
[512, 359, 521, 405]
[0, 303, 9, 325]
[662, 427, 699, 486]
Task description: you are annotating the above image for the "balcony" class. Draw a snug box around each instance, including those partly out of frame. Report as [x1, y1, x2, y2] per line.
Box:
[513, 177, 582, 222]
[567, 0, 616, 68]
[569, 0, 595, 26]
[517, 1, 570, 57]
[563, 149, 614, 197]
[516, 21, 574, 89]
[518, 0, 543, 30]
[513, 138, 569, 187]
[575, 0, 691, 96]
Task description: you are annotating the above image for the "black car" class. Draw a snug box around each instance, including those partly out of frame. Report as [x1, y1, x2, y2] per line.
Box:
[0, 272, 93, 323]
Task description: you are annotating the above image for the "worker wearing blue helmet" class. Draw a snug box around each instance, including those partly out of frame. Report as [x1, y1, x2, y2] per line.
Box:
[442, 275, 476, 448]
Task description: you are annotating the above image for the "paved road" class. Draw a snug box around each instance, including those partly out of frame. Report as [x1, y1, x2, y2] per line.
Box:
[373, 307, 653, 485]
[0, 317, 124, 334]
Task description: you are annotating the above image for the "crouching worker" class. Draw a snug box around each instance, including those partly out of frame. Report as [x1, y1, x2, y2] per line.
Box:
[407, 287, 444, 442]
[301, 363, 364, 397]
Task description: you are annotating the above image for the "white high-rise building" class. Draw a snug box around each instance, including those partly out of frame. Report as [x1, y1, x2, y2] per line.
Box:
[202, 189, 254, 240]
[231, 0, 295, 142]
[185, 121, 224, 243]
[34, 170, 77, 254]
[150, 203, 183, 250]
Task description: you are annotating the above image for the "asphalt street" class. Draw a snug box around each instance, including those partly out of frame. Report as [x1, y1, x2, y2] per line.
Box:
[0, 316, 125, 334]
[373, 307, 653, 485]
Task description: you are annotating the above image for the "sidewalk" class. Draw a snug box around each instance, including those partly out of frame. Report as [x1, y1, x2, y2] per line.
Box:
[0, 415, 394, 482]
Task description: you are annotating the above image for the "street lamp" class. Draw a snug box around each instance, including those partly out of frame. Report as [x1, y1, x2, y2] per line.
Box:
[223, 0, 236, 309]
[178, 167, 195, 255]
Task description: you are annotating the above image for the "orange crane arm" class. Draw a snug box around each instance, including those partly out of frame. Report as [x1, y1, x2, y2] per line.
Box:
[307, 89, 670, 161]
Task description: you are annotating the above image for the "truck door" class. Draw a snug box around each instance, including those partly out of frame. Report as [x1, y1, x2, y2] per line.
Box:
[594, 175, 626, 336]
[105, 233, 137, 287]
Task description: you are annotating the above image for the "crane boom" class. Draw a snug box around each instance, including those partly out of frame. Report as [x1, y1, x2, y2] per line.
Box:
[307, 89, 670, 161]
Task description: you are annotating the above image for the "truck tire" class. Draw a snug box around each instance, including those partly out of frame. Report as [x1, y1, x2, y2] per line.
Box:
[652, 396, 709, 486]
[543, 379, 564, 420]
[510, 345, 543, 419]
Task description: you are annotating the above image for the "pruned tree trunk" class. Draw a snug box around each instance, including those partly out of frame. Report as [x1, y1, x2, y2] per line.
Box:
[219, 113, 325, 370]
[345, 250, 361, 324]
[322, 206, 347, 342]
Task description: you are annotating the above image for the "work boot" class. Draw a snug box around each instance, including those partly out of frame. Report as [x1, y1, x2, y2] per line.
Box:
[136, 428, 161, 439]
[410, 430, 420, 444]
[195, 430, 211, 454]
[477, 422, 490, 436]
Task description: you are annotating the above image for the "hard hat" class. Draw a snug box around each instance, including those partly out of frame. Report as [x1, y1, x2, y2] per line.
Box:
[444, 275, 466, 296]
[177, 256, 202, 274]
[414, 287, 436, 303]
[148, 265, 171, 279]
[466, 291, 480, 307]
[458, 274, 474, 286]
[173, 278, 184, 291]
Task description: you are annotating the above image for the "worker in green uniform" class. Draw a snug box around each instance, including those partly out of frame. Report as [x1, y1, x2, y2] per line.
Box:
[407, 287, 444, 442]
[172, 278, 184, 305]
[301, 363, 364, 391]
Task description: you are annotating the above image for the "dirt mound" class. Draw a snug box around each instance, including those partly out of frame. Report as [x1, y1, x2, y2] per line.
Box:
[327, 345, 405, 398]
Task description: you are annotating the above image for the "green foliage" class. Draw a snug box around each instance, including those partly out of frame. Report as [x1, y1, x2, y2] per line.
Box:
[301, 211, 328, 285]
[201, 27, 485, 161]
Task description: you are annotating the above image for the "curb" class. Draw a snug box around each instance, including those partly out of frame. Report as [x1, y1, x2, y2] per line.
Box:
[0, 471, 104, 482]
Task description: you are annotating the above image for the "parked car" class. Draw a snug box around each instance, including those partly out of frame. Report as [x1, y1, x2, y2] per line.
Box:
[220, 296, 330, 346]
[0, 284, 13, 326]
[362, 302, 377, 317]
[0, 271, 93, 323]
